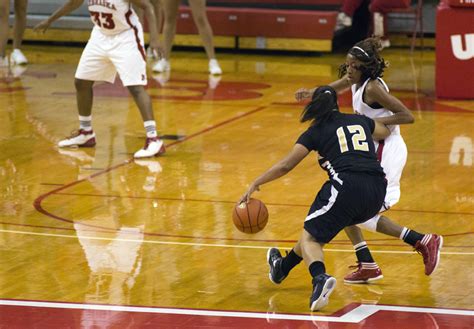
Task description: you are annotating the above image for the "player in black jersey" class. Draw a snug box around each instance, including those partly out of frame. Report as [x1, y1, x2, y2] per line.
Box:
[239, 86, 390, 311]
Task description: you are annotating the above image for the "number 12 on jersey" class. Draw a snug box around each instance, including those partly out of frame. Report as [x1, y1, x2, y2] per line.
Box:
[336, 125, 369, 153]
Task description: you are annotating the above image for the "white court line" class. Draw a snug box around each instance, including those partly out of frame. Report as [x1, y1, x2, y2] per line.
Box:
[0, 300, 472, 323]
[0, 228, 473, 255]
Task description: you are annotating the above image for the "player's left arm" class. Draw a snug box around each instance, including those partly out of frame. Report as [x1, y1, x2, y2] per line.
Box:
[33, 0, 84, 33]
[239, 144, 309, 204]
[129, 0, 162, 57]
[365, 80, 415, 125]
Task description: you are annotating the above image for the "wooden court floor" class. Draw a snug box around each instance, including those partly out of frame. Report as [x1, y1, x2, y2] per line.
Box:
[0, 45, 473, 328]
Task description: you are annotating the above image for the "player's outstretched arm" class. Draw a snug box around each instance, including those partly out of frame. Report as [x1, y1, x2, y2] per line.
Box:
[33, 0, 84, 33]
[329, 75, 351, 93]
[239, 144, 309, 204]
[130, 0, 163, 58]
[295, 76, 350, 102]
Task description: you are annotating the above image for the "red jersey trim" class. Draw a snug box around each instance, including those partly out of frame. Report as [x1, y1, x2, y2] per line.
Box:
[125, 9, 146, 61]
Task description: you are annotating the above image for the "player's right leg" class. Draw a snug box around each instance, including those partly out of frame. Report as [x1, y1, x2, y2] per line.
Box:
[188, 0, 222, 75]
[59, 31, 115, 148]
[299, 230, 336, 312]
[0, 0, 10, 66]
[58, 78, 96, 148]
[11, 0, 28, 65]
[152, 0, 179, 73]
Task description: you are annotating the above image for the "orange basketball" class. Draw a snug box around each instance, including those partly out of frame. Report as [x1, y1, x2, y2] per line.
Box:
[232, 198, 268, 234]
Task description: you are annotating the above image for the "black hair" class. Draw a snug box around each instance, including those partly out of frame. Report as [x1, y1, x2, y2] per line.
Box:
[300, 86, 339, 126]
[338, 37, 388, 81]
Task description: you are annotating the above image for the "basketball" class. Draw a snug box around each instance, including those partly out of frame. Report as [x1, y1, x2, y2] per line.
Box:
[232, 198, 269, 234]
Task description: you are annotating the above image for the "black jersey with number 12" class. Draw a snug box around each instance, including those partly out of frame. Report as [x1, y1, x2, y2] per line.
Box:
[296, 112, 385, 181]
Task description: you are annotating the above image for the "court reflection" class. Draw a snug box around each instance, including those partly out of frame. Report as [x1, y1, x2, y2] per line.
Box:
[74, 218, 145, 326]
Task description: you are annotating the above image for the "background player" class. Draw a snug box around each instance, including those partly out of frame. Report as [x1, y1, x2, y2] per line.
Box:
[0, 0, 29, 66]
[152, 0, 222, 75]
[34, 0, 165, 158]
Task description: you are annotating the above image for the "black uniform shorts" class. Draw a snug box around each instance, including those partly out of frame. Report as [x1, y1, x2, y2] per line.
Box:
[304, 172, 387, 244]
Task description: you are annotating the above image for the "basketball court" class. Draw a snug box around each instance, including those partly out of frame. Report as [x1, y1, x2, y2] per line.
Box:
[0, 45, 473, 328]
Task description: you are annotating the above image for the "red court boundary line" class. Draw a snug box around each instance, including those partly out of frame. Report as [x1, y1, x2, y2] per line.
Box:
[33, 106, 268, 232]
[1, 220, 472, 248]
[52, 191, 474, 217]
[1, 298, 472, 317]
[0, 297, 319, 317]
[28, 104, 474, 246]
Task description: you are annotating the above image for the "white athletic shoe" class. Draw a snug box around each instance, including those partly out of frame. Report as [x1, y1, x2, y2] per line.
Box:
[152, 58, 171, 73]
[10, 49, 28, 65]
[380, 38, 391, 49]
[335, 12, 352, 31]
[209, 59, 222, 75]
[58, 129, 96, 148]
[134, 137, 165, 158]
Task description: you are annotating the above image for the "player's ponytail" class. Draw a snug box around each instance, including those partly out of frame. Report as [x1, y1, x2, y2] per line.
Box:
[300, 86, 339, 126]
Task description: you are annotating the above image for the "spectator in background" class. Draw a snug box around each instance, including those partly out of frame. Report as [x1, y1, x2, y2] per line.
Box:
[335, 0, 411, 48]
[153, 0, 222, 75]
[0, 0, 29, 66]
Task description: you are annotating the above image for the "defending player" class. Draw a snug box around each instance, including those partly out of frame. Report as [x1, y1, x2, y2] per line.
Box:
[284, 37, 443, 283]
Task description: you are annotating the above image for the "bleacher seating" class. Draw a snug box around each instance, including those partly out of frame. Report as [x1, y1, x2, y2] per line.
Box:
[16, 0, 425, 52]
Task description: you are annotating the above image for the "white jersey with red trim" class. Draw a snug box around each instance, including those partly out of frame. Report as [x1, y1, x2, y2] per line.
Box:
[87, 0, 140, 35]
[351, 77, 407, 210]
[351, 77, 401, 135]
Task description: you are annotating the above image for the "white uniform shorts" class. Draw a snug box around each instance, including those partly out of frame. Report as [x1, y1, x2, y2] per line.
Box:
[378, 134, 408, 210]
[358, 134, 407, 231]
[75, 27, 147, 86]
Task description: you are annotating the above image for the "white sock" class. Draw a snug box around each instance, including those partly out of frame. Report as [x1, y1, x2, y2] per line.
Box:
[79, 115, 92, 132]
[144, 120, 157, 138]
[400, 227, 409, 240]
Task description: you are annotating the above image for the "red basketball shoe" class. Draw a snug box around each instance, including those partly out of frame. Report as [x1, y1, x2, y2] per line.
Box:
[415, 234, 443, 275]
[344, 262, 383, 284]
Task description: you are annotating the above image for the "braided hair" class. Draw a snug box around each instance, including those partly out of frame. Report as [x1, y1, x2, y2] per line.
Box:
[339, 37, 388, 81]
[300, 86, 339, 126]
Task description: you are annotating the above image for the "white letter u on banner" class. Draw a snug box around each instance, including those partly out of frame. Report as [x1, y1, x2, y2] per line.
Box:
[450, 34, 474, 60]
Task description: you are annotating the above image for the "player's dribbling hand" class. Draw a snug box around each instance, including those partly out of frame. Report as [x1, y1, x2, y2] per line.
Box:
[238, 183, 260, 205]
[33, 20, 52, 34]
[295, 88, 313, 102]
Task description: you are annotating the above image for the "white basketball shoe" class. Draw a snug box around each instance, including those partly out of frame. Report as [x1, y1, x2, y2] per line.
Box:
[209, 59, 222, 75]
[10, 49, 28, 65]
[134, 137, 166, 158]
[152, 58, 171, 73]
[58, 129, 96, 148]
